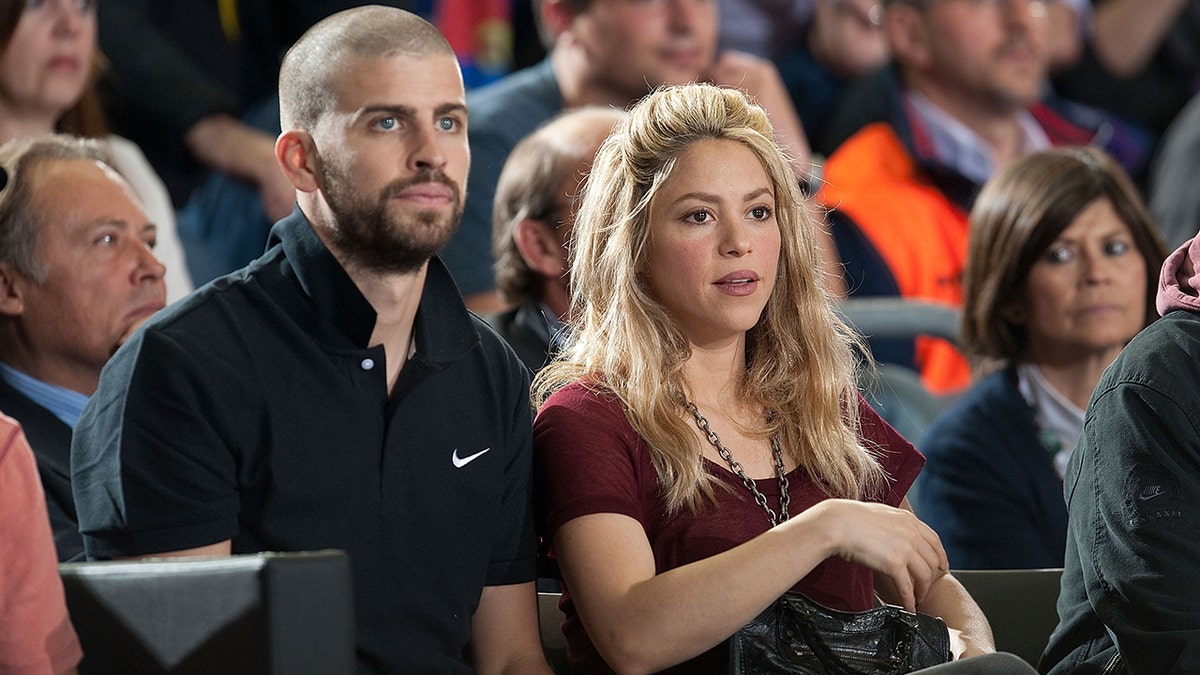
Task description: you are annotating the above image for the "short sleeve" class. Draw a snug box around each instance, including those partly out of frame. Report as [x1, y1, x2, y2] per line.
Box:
[72, 326, 249, 558]
[857, 394, 924, 507]
[0, 420, 82, 674]
[533, 384, 658, 538]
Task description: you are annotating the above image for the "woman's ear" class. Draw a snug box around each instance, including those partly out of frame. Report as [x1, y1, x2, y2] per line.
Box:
[275, 130, 321, 194]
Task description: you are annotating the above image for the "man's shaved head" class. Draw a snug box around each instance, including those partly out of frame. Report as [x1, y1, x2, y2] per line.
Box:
[279, 5, 455, 130]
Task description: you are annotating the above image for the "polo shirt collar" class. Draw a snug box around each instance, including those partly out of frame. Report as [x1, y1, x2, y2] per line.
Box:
[266, 207, 479, 363]
[269, 208, 378, 348]
[410, 256, 479, 365]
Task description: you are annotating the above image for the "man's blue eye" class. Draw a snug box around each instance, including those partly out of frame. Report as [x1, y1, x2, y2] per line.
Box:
[378, 117, 396, 130]
[438, 118, 456, 131]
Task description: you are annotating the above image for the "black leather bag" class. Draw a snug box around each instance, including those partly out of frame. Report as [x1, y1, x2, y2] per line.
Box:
[727, 593, 952, 675]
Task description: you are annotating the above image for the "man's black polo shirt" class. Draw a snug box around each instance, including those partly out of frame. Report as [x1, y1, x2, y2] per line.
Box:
[72, 209, 537, 673]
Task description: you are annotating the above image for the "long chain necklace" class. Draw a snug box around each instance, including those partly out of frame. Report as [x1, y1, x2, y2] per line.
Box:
[685, 401, 790, 527]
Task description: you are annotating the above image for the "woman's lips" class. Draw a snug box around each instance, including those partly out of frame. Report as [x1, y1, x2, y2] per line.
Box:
[714, 271, 760, 296]
[48, 55, 81, 72]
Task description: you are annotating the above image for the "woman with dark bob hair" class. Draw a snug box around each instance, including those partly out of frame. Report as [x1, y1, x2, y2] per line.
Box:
[916, 147, 1167, 570]
[529, 83, 1046, 673]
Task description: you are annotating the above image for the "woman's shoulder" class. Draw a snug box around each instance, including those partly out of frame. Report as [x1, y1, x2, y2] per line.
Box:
[537, 379, 635, 434]
[541, 378, 624, 417]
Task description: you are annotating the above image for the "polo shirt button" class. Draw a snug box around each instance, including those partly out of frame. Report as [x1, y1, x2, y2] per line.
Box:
[360, 358, 375, 371]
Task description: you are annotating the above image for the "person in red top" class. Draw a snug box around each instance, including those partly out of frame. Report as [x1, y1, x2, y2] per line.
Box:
[531, 83, 1028, 674]
[0, 410, 81, 674]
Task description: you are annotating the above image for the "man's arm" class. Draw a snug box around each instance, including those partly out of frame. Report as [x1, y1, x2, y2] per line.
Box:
[1089, 0, 1189, 78]
[1069, 380, 1200, 669]
[72, 328, 248, 560]
[184, 114, 297, 223]
[470, 582, 553, 675]
[129, 541, 233, 560]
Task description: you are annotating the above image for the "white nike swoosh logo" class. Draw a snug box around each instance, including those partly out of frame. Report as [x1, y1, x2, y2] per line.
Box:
[452, 447, 491, 468]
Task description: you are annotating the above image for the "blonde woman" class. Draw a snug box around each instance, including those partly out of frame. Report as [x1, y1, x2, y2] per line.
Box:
[533, 84, 1019, 673]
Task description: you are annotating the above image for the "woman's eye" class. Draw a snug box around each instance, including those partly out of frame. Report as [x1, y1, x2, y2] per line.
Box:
[1044, 246, 1073, 264]
[1105, 239, 1131, 256]
[749, 205, 772, 221]
[684, 210, 712, 224]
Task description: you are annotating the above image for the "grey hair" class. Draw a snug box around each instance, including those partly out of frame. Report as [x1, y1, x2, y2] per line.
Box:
[0, 134, 113, 282]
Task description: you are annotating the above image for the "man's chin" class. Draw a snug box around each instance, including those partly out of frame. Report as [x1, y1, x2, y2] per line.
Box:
[391, 207, 461, 248]
[115, 316, 154, 348]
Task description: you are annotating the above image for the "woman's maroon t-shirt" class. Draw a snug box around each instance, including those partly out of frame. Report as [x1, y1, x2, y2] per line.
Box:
[533, 381, 924, 672]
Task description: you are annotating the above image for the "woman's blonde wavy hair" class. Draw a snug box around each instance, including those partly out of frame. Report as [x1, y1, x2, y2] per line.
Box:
[533, 83, 886, 514]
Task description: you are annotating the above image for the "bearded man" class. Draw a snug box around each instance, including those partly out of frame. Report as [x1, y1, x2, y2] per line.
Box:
[69, 7, 551, 673]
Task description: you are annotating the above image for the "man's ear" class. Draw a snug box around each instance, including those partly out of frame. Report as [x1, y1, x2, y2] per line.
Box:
[513, 219, 567, 277]
[884, 4, 933, 71]
[275, 129, 321, 194]
[0, 262, 27, 318]
[540, 0, 576, 42]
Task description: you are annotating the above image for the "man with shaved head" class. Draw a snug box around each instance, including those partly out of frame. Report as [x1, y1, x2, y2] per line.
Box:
[71, 7, 551, 672]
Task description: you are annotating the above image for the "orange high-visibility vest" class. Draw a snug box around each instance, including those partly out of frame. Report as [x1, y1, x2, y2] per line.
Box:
[818, 122, 970, 394]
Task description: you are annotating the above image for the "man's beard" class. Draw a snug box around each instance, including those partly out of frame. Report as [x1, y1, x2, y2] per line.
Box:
[322, 163, 463, 274]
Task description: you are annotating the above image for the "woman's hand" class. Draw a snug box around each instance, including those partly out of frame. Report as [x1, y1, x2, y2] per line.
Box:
[796, 499, 949, 612]
[947, 626, 994, 660]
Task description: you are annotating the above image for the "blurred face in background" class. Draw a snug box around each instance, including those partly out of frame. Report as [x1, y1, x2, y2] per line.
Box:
[1017, 197, 1147, 367]
[810, 0, 888, 78]
[566, 0, 718, 102]
[0, 0, 96, 121]
[891, 0, 1049, 113]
